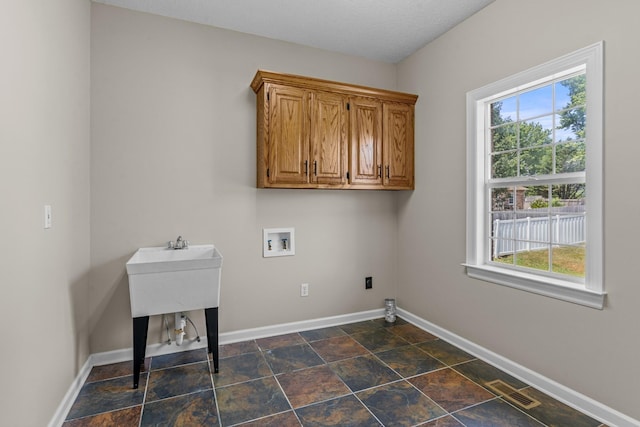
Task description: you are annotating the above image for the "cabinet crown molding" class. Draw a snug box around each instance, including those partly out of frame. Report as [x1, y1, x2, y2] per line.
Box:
[251, 70, 418, 105]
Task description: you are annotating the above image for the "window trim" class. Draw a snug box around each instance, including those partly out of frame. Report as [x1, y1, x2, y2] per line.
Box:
[465, 42, 605, 309]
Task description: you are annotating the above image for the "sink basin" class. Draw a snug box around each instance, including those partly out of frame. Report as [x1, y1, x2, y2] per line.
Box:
[126, 244, 223, 317]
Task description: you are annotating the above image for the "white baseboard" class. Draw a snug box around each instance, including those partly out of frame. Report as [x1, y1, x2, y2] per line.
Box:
[396, 308, 640, 427]
[218, 308, 385, 344]
[47, 357, 92, 427]
[50, 307, 639, 427]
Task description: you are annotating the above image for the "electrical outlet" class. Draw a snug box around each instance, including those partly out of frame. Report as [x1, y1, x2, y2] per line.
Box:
[301, 283, 309, 297]
[365, 276, 373, 289]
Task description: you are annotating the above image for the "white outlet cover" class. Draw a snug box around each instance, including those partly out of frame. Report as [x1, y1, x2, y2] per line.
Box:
[44, 205, 52, 229]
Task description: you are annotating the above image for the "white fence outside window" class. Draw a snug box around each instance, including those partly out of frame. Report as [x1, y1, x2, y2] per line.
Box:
[492, 214, 585, 258]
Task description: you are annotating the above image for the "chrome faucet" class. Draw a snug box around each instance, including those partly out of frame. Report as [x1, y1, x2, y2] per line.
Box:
[168, 235, 189, 249]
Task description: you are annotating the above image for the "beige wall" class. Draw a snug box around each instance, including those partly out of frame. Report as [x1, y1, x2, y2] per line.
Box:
[0, 1, 91, 426]
[7, 1, 636, 424]
[90, 4, 399, 353]
[397, 0, 640, 420]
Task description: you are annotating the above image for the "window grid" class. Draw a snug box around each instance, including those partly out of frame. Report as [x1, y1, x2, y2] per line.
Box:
[484, 71, 587, 282]
[488, 71, 586, 181]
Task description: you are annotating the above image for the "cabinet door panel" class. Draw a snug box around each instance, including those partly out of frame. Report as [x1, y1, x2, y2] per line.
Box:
[384, 103, 414, 189]
[350, 97, 383, 185]
[268, 85, 309, 185]
[311, 92, 347, 184]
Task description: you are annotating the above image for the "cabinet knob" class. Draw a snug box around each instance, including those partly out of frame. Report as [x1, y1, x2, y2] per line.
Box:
[377, 165, 382, 178]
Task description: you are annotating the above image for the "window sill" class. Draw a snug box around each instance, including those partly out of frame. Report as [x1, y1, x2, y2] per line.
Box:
[463, 264, 605, 309]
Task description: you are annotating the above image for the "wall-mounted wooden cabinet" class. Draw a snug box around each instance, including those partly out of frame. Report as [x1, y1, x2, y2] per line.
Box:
[251, 70, 417, 190]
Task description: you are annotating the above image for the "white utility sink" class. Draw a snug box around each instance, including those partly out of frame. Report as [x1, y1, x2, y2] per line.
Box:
[126, 244, 223, 317]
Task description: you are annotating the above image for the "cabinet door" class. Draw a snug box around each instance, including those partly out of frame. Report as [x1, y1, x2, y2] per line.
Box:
[310, 91, 348, 185]
[383, 102, 414, 189]
[349, 97, 383, 185]
[268, 85, 310, 185]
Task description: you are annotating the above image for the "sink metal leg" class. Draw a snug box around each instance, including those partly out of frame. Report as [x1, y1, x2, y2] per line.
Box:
[132, 316, 149, 389]
[204, 307, 219, 373]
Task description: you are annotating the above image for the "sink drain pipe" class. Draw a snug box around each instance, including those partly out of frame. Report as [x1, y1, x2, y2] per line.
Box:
[174, 313, 186, 345]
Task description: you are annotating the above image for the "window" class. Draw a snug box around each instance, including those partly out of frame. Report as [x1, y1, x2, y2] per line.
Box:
[465, 42, 604, 309]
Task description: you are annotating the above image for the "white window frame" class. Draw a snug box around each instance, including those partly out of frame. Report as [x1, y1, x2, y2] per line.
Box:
[465, 42, 605, 309]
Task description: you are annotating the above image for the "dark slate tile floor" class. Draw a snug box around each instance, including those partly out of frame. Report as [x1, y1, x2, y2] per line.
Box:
[63, 317, 609, 426]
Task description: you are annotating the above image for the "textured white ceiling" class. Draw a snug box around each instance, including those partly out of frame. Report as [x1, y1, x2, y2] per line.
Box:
[93, 0, 494, 63]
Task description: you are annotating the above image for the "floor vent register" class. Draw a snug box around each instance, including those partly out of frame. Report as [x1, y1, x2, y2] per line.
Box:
[485, 380, 541, 410]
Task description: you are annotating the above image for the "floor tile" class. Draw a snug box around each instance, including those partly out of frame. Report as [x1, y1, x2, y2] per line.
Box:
[86, 359, 150, 383]
[146, 362, 212, 402]
[372, 317, 408, 328]
[62, 406, 141, 427]
[64, 317, 604, 427]
[256, 332, 305, 350]
[216, 376, 291, 426]
[213, 351, 272, 387]
[376, 345, 444, 377]
[295, 395, 381, 427]
[388, 323, 438, 344]
[236, 411, 301, 426]
[351, 329, 409, 353]
[452, 398, 544, 426]
[409, 368, 494, 412]
[309, 335, 369, 362]
[330, 354, 401, 392]
[219, 340, 259, 358]
[264, 343, 324, 374]
[452, 359, 528, 391]
[519, 387, 602, 427]
[340, 320, 384, 335]
[150, 348, 208, 370]
[300, 326, 346, 342]
[421, 415, 465, 426]
[416, 339, 475, 366]
[277, 365, 351, 408]
[65, 374, 146, 420]
[140, 389, 218, 426]
[357, 380, 446, 426]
